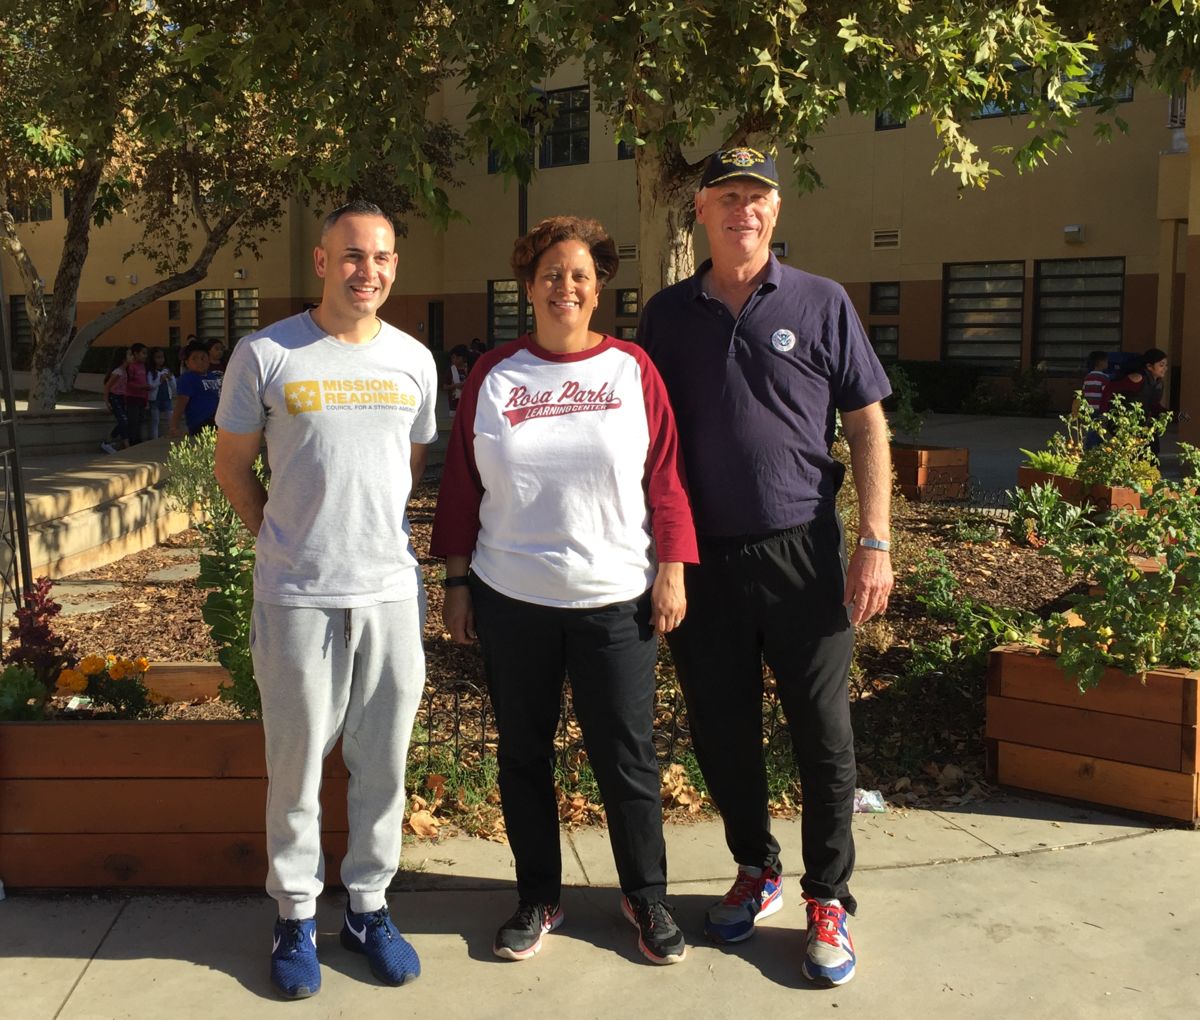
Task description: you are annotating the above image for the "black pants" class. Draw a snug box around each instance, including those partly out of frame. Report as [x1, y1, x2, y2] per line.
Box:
[667, 512, 858, 913]
[125, 398, 146, 446]
[471, 576, 667, 905]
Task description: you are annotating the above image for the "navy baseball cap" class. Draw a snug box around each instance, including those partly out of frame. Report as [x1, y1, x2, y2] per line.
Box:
[699, 147, 780, 189]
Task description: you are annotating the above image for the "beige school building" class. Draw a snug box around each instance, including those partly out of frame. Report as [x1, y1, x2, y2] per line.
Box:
[5, 76, 1200, 441]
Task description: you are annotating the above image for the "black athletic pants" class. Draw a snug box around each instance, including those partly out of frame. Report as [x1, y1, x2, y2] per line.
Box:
[667, 511, 858, 913]
[471, 576, 667, 905]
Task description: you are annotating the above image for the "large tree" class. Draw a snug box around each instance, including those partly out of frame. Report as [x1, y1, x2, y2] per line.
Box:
[1, 1, 459, 412]
[452, 1, 1200, 295]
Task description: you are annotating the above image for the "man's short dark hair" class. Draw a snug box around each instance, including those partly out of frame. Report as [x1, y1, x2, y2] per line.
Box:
[1144, 347, 1168, 365]
[130, 342, 147, 355]
[1087, 350, 1108, 369]
[321, 200, 390, 238]
[183, 341, 209, 362]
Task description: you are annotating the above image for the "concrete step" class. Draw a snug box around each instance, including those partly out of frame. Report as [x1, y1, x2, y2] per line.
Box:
[4, 438, 192, 580]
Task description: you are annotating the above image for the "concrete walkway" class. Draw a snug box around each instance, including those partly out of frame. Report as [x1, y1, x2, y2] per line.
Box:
[3, 797, 1195, 1018]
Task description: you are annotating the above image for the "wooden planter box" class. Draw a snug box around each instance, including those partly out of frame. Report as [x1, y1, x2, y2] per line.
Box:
[1016, 467, 1141, 513]
[0, 663, 348, 889]
[985, 645, 1199, 823]
[891, 443, 969, 501]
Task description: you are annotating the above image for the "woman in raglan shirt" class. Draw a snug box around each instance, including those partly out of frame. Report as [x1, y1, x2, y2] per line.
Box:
[431, 216, 697, 968]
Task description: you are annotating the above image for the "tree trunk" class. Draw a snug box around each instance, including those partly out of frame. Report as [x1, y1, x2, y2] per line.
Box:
[634, 139, 702, 299]
[58, 208, 242, 391]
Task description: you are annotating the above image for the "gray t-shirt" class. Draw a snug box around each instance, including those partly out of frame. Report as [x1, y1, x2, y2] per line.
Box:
[216, 311, 438, 608]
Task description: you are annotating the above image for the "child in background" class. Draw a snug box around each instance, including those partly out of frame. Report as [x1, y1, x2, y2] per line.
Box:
[100, 348, 131, 454]
[170, 341, 223, 437]
[146, 348, 175, 439]
[123, 343, 150, 446]
[1081, 351, 1109, 412]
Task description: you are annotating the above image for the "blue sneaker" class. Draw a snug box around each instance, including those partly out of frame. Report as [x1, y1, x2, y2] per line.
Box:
[801, 895, 856, 986]
[270, 917, 320, 999]
[703, 866, 783, 943]
[341, 905, 421, 985]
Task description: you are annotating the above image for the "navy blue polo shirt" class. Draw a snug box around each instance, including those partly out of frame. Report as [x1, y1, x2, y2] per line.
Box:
[640, 255, 890, 538]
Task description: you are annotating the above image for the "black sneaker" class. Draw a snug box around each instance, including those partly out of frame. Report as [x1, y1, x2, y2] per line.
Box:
[621, 895, 687, 965]
[492, 901, 564, 961]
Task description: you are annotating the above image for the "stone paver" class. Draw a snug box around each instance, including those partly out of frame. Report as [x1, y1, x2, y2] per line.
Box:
[145, 562, 199, 583]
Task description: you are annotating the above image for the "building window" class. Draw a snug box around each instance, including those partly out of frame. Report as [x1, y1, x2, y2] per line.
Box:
[616, 288, 640, 318]
[488, 280, 525, 343]
[617, 138, 635, 160]
[942, 261, 1025, 371]
[615, 325, 639, 341]
[167, 300, 181, 321]
[874, 110, 906, 131]
[6, 194, 51, 224]
[230, 288, 259, 341]
[539, 86, 589, 168]
[870, 282, 900, 315]
[63, 189, 73, 219]
[7, 295, 44, 369]
[196, 288, 226, 343]
[1033, 257, 1124, 374]
[487, 143, 501, 175]
[169, 325, 181, 347]
[869, 325, 899, 360]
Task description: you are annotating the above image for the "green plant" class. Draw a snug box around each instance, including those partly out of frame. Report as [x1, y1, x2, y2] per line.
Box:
[166, 430, 264, 717]
[1075, 394, 1165, 493]
[56, 654, 161, 719]
[1039, 481, 1200, 690]
[1018, 392, 1166, 494]
[1019, 447, 1078, 477]
[1007, 483, 1090, 547]
[908, 551, 1040, 659]
[948, 513, 998, 545]
[0, 664, 47, 720]
[886, 364, 924, 439]
[5, 576, 77, 696]
[1177, 442, 1200, 483]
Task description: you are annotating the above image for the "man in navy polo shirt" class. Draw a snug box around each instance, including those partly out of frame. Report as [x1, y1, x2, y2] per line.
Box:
[639, 147, 894, 988]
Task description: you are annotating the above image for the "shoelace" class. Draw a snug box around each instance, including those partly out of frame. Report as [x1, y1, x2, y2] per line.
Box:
[279, 920, 309, 954]
[721, 870, 762, 906]
[511, 901, 545, 929]
[636, 899, 674, 932]
[807, 901, 844, 946]
[361, 908, 396, 940]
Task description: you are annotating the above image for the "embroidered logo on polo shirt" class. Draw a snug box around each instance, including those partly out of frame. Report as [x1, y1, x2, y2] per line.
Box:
[770, 329, 797, 352]
[502, 380, 622, 426]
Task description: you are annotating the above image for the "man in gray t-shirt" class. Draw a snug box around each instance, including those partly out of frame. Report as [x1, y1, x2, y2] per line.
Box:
[215, 200, 437, 999]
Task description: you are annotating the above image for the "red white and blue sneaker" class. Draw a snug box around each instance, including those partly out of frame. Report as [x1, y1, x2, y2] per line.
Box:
[703, 866, 783, 943]
[801, 895, 856, 986]
[270, 917, 321, 999]
[340, 904, 421, 985]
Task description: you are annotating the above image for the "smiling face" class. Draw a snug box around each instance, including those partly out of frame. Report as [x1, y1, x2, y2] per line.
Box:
[1146, 357, 1168, 380]
[525, 239, 601, 334]
[313, 213, 398, 325]
[695, 178, 781, 268]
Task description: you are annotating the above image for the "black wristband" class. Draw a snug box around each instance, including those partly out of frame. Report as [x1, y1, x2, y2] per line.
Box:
[443, 575, 470, 588]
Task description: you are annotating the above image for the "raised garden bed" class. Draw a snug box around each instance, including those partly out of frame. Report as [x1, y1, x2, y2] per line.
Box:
[985, 644, 1198, 823]
[892, 443, 969, 501]
[1016, 466, 1141, 514]
[0, 663, 349, 889]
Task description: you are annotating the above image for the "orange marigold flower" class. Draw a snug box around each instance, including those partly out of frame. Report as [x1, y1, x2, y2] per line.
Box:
[57, 669, 88, 694]
[134, 657, 150, 673]
[79, 655, 106, 676]
[108, 661, 129, 681]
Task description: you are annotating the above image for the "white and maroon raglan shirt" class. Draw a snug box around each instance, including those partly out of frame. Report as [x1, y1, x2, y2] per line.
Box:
[431, 335, 697, 608]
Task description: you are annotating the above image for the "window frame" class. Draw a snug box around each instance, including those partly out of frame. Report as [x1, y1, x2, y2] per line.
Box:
[538, 85, 590, 169]
[940, 260, 1026, 373]
[1033, 257, 1125, 376]
[869, 282, 901, 316]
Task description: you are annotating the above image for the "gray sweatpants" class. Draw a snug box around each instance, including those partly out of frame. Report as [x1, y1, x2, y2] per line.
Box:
[251, 598, 425, 919]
